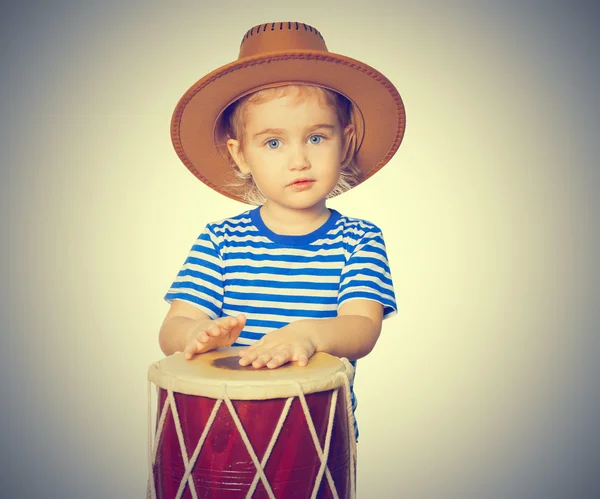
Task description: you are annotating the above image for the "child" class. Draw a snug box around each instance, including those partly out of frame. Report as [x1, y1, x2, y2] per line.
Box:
[159, 21, 406, 437]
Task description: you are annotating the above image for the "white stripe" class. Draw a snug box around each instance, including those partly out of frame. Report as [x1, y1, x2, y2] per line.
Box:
[186, 250, 222, 267]
[224, 310, 328, 324]
[222, 245, 345, 258]
[212, 214, 251, 226]
[225, 271, 338, 283]
[226, 296, 338, 312]
[212, 223, 260, 234]
[226, 285, 336, 298]
[170, 286, 222, 309]
[225, 258, 343, 270]
[182, 262, 222, 282]
[339, 273, 395, 293]
[345, 250, 389, 266]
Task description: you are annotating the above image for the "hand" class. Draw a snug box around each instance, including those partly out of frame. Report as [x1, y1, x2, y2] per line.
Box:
[183, 314, 246, 360]
[238, 325, 316, 369]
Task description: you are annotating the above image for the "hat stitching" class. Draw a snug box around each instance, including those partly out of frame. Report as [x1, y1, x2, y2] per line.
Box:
[171, 53, 405, 202]
[242, 22, 323, 45]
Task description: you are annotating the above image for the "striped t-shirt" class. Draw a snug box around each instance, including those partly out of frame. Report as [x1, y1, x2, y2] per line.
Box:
[165, 206, 397, 438]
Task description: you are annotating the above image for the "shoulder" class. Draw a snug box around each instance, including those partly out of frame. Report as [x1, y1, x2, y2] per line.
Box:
[202, 209, 260, 251]
[327, 210, 388, 258]
[202, 209, 257, 239]
[332, 210, 384, 239]
[205, 209, 255, 233]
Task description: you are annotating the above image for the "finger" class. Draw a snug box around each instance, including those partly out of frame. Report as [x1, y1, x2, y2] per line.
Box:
[291, 346, 312, 367]
[184, 342, 198, 360]
[296, 355, 309, 367]
[238, 338, 262, 362]
[252, 353, 273, 369]
[204, 324, 222, 337]
[215, 316, 238, 331]
[227, 316, 245, 345]
[267, 351, 291, 369]
[239, 350, 259, 366]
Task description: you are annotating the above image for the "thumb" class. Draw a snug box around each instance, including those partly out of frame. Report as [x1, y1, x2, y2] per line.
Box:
[235, 314, 247, 329]
[226, 314, 246, 345]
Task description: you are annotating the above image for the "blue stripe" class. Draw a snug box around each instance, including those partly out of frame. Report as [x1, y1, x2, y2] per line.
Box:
[346, 256, 391, 273]
[244, 318, 289, 329]
[164, 293, 221, 316]
[224, 278, 339, 291]
[228, 304, 336, 318]
[169, 281, 223, 301]
[188, 247, 220, 262]
[341, 267, 393, 287]
[339, 291, 396, 310]
[339, 279, 394, 298]
[357, 241, 388, 258]
[225, 290, 338, 305]
[221, 238, 347, 250]
[190, 243, 217, 256]
[185, 257, 222, 274]
[177, 268, 222, 288]
[224, 251, 345, 264]
[197, 231, 215, 242]
[226, 265, 341, 277]
[236, 331, 266, 341]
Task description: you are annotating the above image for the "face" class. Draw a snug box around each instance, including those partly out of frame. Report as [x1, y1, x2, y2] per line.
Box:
[227, 89, 353, 213]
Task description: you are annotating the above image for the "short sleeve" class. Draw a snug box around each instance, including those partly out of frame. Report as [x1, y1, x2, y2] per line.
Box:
[338, 229, 397, 319]
[164, 226, 224, 319]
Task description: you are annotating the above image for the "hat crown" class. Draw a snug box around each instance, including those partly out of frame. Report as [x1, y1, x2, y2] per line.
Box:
[238, 22, 328, 59]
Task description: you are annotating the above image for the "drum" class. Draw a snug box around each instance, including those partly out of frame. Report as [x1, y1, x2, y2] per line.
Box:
[147, 347, 356, 499]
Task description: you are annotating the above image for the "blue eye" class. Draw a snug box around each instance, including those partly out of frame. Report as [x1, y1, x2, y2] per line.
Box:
[309, 135, 323, 144]
[266, 139, 281, 149]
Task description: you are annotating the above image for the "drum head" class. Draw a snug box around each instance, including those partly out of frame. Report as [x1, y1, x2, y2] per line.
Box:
[148, 347, 352, 400]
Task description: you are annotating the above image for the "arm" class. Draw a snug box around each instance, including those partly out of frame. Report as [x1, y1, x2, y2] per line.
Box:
[237, 299, 383, 369]
[159, 299, 246, 359]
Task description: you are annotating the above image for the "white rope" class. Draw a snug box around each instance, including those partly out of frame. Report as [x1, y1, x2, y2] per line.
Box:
[175, 399, 223, 499]
[148, 383, 172, 499]
[310, 387, 339, 499]
[166, 386, 199, 499]
[339, 361, 358, 499]
[294, 382, 339, 499]
[223, 391, 276, 499]
[246, 397, 294, 499]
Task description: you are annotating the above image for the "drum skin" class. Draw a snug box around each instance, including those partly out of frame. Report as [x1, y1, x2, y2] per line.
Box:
[152, 388, 351, 498]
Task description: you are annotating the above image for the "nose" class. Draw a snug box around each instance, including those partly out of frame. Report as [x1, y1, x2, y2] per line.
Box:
[288, 143, 311, 171]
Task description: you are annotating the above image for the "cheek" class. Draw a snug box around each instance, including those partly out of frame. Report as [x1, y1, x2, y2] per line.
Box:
[317, 144, 344, 166]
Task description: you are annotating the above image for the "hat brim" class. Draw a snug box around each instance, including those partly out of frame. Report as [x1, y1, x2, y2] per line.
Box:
[171, 49, 406, 204]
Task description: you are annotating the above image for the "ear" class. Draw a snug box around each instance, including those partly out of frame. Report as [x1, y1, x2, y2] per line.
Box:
[341, 124, 356, 166]
[226, 138, 251, 174]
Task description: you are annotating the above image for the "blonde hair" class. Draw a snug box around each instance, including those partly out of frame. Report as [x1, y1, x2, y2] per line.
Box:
[221, 85, 362, 205]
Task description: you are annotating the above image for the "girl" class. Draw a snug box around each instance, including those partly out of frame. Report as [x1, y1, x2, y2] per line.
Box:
[158, 21, 406, 436]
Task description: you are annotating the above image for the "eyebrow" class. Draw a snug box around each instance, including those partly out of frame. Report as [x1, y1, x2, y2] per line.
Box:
[252, 124, 337, 139]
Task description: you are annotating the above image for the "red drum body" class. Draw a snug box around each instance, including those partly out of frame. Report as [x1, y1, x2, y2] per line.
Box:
[147, 348, 356, 499]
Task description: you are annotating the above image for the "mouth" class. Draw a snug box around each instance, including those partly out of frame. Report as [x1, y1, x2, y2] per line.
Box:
[288, 178, 315, 191]
[288, 178, 315, 186]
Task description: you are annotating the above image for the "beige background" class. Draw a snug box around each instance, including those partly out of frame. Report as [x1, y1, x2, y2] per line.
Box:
[1, 1, 599, 498]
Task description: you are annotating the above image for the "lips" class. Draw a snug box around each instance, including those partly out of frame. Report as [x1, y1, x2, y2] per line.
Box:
[288, 178, 314, 186]
[288, 178, 315, 191]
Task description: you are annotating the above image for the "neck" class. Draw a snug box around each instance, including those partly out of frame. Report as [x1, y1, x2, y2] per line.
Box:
[260, 201, 330, 236]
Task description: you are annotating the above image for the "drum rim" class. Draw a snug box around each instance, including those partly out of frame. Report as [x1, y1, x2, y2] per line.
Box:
[147, 348, 354, 400]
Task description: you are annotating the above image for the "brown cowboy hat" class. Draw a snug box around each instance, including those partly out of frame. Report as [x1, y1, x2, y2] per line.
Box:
[171, 21, 406, 204]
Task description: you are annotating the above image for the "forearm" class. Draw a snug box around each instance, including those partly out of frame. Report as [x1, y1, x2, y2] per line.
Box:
[285, 315, 381, 361]
[159, 316, 211, 356]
